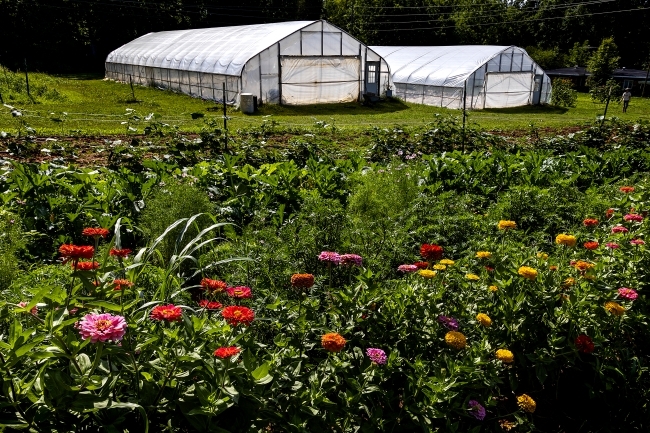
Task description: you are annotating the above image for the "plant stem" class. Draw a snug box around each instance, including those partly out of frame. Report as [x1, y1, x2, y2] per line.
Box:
[150, 356, 179, 413]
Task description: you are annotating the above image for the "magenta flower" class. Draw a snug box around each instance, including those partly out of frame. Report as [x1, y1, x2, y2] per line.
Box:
[77, 313, 127, 343]
[618, 287, 638, 300]
[611, 225, 629, 234]
[606, 242, 620, 249]
[468, 400, 486, 421]
[340, 254, 363, 266]
[366, 348, 387, 365]
[630, 239, 646, 246]
[624, 214, 643, 222]
[318, 251, 341, 264]
[398, 264, 418, 273]
[437, 315, 459, 331]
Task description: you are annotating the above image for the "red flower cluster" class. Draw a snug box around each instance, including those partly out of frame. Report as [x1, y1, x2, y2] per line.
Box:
[150, 304, 183, 322]
[221, 306, 255, 326]
[420, 244, 443, 261]
[199, 299, 223, 310]
[113, 279, 133, 291]
[110, 248, 132, 258]
[290, 273, 315, 288]
[413, 261, 429, 269]
[73, 260, 100, 270]
[575, 334, 594, 354]
[82, 227, 110, 238]
[583, 241, 599, 250]
[201, 278, 227, 293]
[59, 244, 94, 261]
[583, 218, 599, 227]
[214, 346, 240, 359]
[619, 186, 635, 193]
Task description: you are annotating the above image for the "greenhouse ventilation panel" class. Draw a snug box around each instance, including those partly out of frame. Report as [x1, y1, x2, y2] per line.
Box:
[370, 45, 551, 109]
[106, 20, 391, 106]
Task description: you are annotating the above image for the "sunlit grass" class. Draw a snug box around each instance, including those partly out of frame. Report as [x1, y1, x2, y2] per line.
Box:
[1, 72, 649, 136]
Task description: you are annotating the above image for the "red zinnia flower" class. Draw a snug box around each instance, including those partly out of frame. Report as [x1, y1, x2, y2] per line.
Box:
[619, 186, 635, 193]
[201, 278, 227, 293]
[113, 279, 133, 291]
[583, 218, 599, 227]
[226, 286, 252, 299]
[199, 299, 223, 310]
[73, 260, 100, 270]
[413, 261, 429, 269]
[214, 346, 240, 359]
[291, 273, 315, 288]
[420, 243, 443, 261]
[82, 227, 110, 238]
[575, 334, 594, 354]
[150, 304, 183, 322]
[605, 208, 615, 219]
[583, 241, 599, 250]
[109, 248, 132, 258]
[59, 244, 95, 261]
[221, 306, 255, 326]
[485, 266, 495, 272]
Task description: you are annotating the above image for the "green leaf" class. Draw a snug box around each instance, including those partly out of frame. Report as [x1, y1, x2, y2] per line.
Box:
[85, 301, 122, 312]
[251, 362, 269, 380]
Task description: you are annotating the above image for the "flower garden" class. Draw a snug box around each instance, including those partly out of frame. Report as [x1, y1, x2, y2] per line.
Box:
[1, 118, 650, 432]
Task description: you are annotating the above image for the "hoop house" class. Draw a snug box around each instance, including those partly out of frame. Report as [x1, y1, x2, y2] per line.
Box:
[371, 45, 551, 109]
[106, 20, 391, 105]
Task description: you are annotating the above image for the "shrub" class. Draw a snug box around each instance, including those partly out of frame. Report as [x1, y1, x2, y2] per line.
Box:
[551, 78, 578, 107]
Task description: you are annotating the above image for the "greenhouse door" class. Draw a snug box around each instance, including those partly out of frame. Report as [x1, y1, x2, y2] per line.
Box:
[280, 56, 360, 105]
[532, 75, 543, 105]
[365, 61, 380, 94]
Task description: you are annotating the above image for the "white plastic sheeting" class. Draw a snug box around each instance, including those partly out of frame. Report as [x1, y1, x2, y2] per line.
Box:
[106, 20, 391, 106]
[371, 45, 551, 109]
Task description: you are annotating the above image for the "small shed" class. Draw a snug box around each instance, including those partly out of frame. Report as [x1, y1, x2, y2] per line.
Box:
[105, 20, 391, 105]
[371, 45, 551, 109]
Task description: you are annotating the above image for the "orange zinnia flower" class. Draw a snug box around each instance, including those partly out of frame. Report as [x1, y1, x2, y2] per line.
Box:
[82, 227, 110, 238]
[583, 241, 599, 250]
[321, 332, 346, 352]
[113, 279, 133, 290]
[583, 218, 599, 227]
[201, 278, 228, 293]
[290, 273, 315, 288]
[73, 260, 100, 271]
[59, 244, 95, 261]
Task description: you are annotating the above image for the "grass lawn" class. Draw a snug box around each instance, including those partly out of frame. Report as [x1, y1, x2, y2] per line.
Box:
[1, 71, 649, 136]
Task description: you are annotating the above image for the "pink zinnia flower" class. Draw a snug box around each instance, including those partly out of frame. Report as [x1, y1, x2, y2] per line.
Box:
[624, 214, 643, 222]
[630, 239, 645, 246]
[77, 313, 127, 343]
[340, 254, 363, 266]
[618, 287, 638, 300]
[226, 286, 252, 298]
[398, 264, 418, 273]
[606, 242, 620, 249]
[366, 348, 387, 365]
[17, 301, 38, 315]
[318, 251, 341, 264]
[611, 225, 629, 234]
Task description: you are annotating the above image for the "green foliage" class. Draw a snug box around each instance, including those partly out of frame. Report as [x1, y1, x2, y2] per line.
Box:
[525, 45, 566, 70]
[566, 40, 592, 67]
[590, 78, 623, 105]
[139, 181, 214, 264]
[0, 65, 65, 103]
[587, 37, 620, 90]
[0, 210, 23, 290]
[551, 78, 578, 108]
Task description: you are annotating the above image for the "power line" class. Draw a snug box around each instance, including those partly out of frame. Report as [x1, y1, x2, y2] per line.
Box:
[373, 6, 649, 31]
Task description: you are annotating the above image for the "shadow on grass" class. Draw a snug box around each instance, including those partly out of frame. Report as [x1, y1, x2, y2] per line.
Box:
[54, 72, 105, 80]
[481, 104, 570, 115]
[253, 98, 410, 117]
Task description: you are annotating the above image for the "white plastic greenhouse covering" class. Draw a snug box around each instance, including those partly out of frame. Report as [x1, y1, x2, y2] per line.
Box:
[105, 20, 391, 106]
[370, 46, 551, 109]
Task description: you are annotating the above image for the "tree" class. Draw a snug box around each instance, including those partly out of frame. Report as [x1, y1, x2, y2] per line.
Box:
[566, 41, 591, 67]
[550, 78, 577, 107]
[587, 37, 619, 88]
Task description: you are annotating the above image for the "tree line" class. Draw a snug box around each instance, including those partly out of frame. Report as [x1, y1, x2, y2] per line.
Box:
[0, 0, 648, 73]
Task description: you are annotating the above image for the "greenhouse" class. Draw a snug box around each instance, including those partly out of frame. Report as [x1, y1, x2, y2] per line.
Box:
[370, 45, 551, 109]
[105, 20, 391, 106]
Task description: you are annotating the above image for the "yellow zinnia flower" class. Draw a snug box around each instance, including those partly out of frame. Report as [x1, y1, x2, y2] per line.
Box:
[476, 313, 492, 327]
[419, 269, 437, 279]
[489, 285, 498, 292]
[433, 264, 446, 270]
[476, 251, 492, 259]
[444, 331, 467, 349]
[496, 349, 514, 363]
[536, 252, 548, 260]
[555, 234, 577, 247]
[518, 266, 538, 280]
[439, 259, 455, 266]
[604, 301, 625, 316]
[562, 277, 576, 288]
[497, 220, 517, 230]
[466, 274, 480, 281]
[517, 394, 536, 413]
